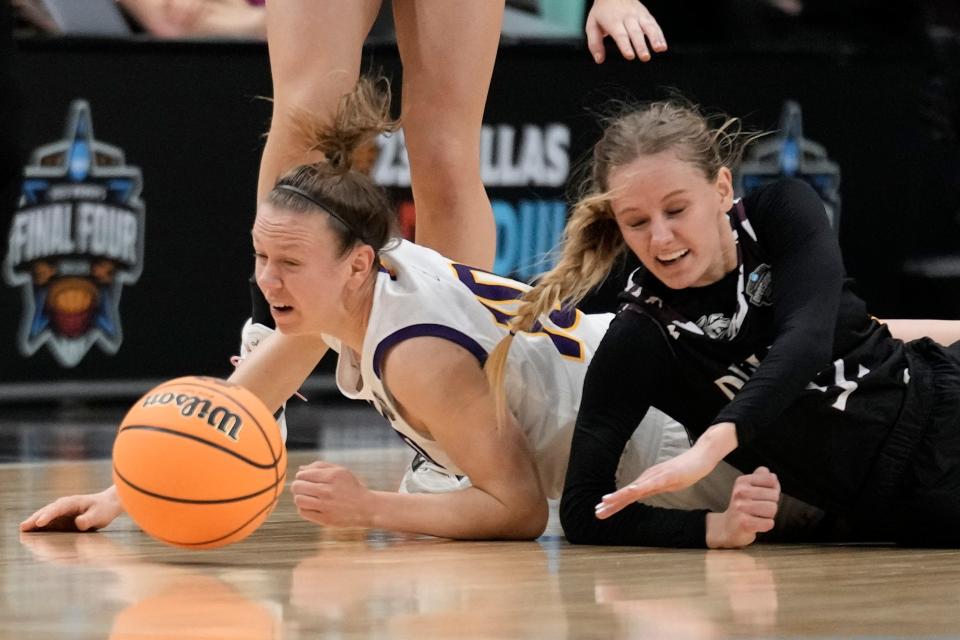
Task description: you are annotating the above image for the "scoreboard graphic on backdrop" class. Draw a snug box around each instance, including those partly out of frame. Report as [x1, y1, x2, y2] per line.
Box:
[3, 100, 145, 368]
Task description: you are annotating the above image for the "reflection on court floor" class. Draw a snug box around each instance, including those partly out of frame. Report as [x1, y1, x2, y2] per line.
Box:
[4, 408, 960, 638]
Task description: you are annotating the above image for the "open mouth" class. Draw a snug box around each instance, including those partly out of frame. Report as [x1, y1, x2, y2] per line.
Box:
[271, 304, 294, 315]
[656, 249, 689, 266]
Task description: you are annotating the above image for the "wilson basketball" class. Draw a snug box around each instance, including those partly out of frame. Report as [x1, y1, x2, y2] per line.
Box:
[112, 376, 286, 549]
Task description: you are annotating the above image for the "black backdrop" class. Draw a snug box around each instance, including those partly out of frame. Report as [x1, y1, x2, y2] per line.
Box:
[3, 36, 958, 395]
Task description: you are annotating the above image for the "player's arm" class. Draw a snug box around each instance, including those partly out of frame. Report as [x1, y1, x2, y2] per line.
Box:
[881, 319, 960, 346]
[293, 337, 548, 540]
[560, 312, 715, 546]
[228, 329, 328, 412]
[712, 180, 844, 444]
[21, 329, 328, 533]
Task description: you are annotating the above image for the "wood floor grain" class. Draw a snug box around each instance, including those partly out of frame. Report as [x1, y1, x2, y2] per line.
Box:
[4, 449, 960, 639]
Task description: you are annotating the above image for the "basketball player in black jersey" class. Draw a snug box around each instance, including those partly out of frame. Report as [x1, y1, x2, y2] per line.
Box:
[489, 100, 960, 548]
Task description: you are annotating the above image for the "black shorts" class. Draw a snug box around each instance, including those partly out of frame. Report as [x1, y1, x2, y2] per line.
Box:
[870, 338, 960, 546]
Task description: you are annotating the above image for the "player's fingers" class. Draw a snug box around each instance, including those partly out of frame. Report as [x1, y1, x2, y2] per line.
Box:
[734, 485, 780, 504]
[594, 499, 627, 519]
[290, 479, 309, 495]
[595, 486, 642, 518]
[625, 17, 651, 61]
[610, 27, 636, 61]
[596, 475, 670, 517]
[746, 467, 779, 488]
[756, 501, 779, 519]
[34, 513, 83, 532]
[30, 501, 70, 529]
[585, 17, 605, 63]
[74, 501, 109, 532]
[292, 492, 329, 512]
[296, 507, 326, 525]
[294, 467, 338, 483]
[299, 460, 335, 471]
[600, 483, 644, 508]
[757, 473, 781, 495]
[752, 488, 781, 505]
[19, 518, 38, 532]
[290, 479, 326, 497]
[74, 513, 96, 532]
[19, 506, 48, 531]
[637, 10, 666, 51]
[738, 499, 778, 519]
[742, 514, 776, 533]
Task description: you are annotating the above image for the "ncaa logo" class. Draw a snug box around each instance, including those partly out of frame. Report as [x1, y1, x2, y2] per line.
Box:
[3, 100, 145, 367]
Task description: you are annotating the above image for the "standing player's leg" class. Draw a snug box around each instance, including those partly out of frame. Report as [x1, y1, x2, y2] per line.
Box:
[256, 0, 383, 201]
[392, 0, 504, 270]
[242, 1, 382, 433]
[250, 0, 381, 331]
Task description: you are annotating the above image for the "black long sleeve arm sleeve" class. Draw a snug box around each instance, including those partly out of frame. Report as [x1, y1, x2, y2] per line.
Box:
[714, 180, 845, 444]
[560, 312, 709, 548]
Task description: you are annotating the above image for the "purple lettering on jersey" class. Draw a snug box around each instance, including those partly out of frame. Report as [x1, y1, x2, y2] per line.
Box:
[451, 262, 584, 360]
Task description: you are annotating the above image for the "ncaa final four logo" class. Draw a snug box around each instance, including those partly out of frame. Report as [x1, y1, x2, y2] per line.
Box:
[3, 100, 145, 367]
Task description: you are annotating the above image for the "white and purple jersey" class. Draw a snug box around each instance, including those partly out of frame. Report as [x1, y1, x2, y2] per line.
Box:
[322, 239, 738, 509]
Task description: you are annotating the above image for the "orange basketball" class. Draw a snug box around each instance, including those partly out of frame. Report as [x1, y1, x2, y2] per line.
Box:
[112, 376, 286, 549]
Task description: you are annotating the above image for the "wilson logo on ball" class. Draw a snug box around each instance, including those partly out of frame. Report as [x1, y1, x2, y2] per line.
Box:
[141, 392, 244, 441]
[114, 376, 286, 549]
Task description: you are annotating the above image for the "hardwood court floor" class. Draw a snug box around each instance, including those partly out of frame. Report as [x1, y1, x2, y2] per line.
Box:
[3, 412, 960, 638]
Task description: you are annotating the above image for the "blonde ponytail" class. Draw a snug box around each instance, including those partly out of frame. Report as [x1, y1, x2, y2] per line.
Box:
[484, 195, 624, 429]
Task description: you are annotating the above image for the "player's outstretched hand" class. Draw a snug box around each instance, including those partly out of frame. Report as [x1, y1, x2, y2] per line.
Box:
[19, 486, 123, 533]
[595, 444, 719, 519]
[586, 0, 667, 63]
[292, 461, 375, 528]
[706, 467, 780, 549]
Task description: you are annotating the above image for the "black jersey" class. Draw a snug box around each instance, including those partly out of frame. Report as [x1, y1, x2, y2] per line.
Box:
[561, 179, 934, 547]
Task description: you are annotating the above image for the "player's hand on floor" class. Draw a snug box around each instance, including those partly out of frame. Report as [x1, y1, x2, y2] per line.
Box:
[19, 486, 123, 532]
[586, 0, 667, 63]
[292, 461, 375, 528]
[595, 445, 719, 519]
[706, 467, 780, 549]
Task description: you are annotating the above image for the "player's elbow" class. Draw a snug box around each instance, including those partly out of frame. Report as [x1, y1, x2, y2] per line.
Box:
[559, 490, 600, 545]
[786, 323, 833, 371]
[502, 498, 548, 540]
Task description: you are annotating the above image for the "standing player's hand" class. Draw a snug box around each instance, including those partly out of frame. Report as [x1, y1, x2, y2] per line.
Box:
[19, 486, 123, 532]
[706, 467, 781, 549]
[292, 461, 375, 528]
[586, 0, 667, 63]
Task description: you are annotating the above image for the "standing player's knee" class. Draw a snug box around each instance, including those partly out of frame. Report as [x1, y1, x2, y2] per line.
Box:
[271, 74, 354, 129]
[406, 137, 484, 212]
[408, 134, 475, 176]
